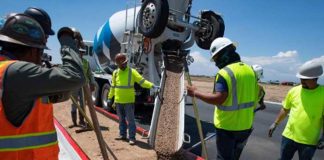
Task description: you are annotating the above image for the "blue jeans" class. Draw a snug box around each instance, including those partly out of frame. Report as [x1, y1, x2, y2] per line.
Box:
[215, 128, 252, 160]
[115, 103, 136, 141]
[280, 136, 316, 160]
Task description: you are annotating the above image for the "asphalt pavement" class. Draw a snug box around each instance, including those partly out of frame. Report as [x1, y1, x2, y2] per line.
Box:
[133, 99, 324, 160]
[182, 99, 324, 160]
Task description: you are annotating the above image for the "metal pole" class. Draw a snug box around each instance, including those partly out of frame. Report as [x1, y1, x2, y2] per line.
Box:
[83, 84, 109, 160]
[133, 0, 136, 30]
[186, 133, 216, 152]
[125, 3, 128, 31]
[183, 60, 208, 160]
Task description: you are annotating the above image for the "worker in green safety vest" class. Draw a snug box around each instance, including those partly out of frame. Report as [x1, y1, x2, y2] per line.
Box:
[106, 53, 158, 145]
[269, 63, 324, 160]
[68, 28, 95, 129]
[187, 37, 259, 160]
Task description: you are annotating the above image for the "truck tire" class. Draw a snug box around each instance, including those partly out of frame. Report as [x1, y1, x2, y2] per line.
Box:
[139, 0, 169, 38]
[195, 10, 225, 50]
[101, 83, 114, 112]
[92, 81, 100, 106]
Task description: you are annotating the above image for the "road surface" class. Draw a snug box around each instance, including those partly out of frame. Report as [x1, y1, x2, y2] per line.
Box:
[134, 99, 324, 160]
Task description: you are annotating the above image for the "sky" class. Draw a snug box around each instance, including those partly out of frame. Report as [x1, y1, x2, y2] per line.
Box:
[1, 0, 324, 84]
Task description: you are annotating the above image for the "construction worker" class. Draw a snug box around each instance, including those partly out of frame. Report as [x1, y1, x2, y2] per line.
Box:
[4, 7, 54, 40]
[268, 63, 324, 160]
[24, 7, 55, 67]
[24, 7, 55, 40]
[69, 30, 96, 128]
[107, 53, 157, 145]
[252, 64, 266, 112]
[187, 37, 259, 160]
[0, 14, 85, 160]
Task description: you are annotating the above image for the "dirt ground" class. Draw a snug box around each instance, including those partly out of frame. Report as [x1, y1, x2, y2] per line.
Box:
[54, 102, 157, 160]
[190, 76, 292, 103]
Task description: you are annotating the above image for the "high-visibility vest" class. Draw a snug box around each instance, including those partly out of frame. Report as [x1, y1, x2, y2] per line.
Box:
[0, 59, 59, 160]
[82, 58, 90, 83]
[108, 66, 153, 103]
[214, 62, 258, 131]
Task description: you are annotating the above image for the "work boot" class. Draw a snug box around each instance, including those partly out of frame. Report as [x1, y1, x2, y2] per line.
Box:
[79, 119, 86, 127]
[69, 112, 78, 128]
[79, 121, 90, 129]
[68, 123, 77, 128]
[115, 135, 127, 141]
[129, 140, 136, 145]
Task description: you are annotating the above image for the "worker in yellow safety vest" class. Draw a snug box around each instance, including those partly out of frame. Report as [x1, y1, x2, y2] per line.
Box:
[252, 64, 266, 112]
[186, 37, 259, 160]
[106, 53, 158, 145]
[268, 62, 324, 160]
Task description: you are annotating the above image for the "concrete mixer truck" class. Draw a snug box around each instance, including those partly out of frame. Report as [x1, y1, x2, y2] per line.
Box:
[84, 0, 225, 114]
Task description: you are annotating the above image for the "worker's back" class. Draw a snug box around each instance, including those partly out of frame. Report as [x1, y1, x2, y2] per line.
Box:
[214, 62, 258, 131]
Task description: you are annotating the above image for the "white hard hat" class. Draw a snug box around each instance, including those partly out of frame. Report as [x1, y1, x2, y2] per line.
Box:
[252, 64, 264, 79]
[296, 62, 323, 79]
[210, 37, 233, 60]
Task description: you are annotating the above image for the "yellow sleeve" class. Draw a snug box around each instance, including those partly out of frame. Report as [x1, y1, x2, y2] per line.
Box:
[108, 71, 116, 99]
[132, 69, 153, 89]
[322, 87, 324, 116]
[86, 62, 95, 85]
[282, 88, 293, 109]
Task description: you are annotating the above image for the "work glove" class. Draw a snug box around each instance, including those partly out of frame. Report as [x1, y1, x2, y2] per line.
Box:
[317, 135, 324, 150]
[152, 85, 160, 93]
[111, 103, 116, 111]
[107, 99, 113, 107]
[268, 122, 278, 137]
[103, 99, 113, 111]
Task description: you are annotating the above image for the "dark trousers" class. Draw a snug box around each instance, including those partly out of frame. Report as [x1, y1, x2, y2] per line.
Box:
[215, 128, 252, 160]
[280, 136, 316, 160]
[71, 88, 85, 124]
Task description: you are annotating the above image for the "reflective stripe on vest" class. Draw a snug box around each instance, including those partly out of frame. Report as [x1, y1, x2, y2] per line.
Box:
[138, 79, 145, 85]
[217, 67, 255, 111]
[111, 67, 134, 89]
[0, 131, 57, 151]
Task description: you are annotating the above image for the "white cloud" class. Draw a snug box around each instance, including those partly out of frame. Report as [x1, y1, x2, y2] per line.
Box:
[273, 50, 298, 58]
[242, 50, 300, 66]
[242, 50, 302, 82]
[188, 50, 324, 84]
[188, 51, 218, 76]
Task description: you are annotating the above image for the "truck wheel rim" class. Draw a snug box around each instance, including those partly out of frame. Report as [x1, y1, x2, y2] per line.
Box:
[102, 88, 108, 107]
[142, 2, 157, 29]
